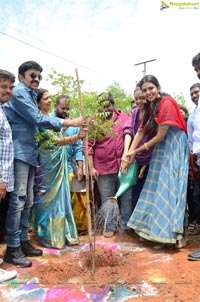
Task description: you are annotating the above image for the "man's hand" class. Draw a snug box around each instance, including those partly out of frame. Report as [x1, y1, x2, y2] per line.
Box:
[63, 117, 88, 127]
[78, 128, 88, 140]
[0, 183, 6, 199]
[77, 167, 83, 182]
[91, 168, 99, 182]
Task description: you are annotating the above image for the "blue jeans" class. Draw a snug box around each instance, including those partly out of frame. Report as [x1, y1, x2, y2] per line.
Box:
[98, 173, 132, 230]
[6, 160, 35, 247]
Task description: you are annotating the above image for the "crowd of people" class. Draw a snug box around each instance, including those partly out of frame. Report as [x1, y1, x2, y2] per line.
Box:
[0, 52, 200, 281]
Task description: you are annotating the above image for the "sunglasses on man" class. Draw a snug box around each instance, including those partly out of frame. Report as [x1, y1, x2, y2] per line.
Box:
[28, 73, 43, 81]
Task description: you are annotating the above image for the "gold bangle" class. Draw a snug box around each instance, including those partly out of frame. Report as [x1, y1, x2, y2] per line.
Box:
[122, 158, 129, 163]
[73, 134, 79, 143]
[144, 143, 149, 150]
[67, 134, 78, 144]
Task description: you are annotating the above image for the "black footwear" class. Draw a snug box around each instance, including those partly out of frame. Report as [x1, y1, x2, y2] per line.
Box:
[4, 246, 32, 268]
[124, 228, 137, 237]
[21, 240, 43, 257]
[188, 248, 200, 261]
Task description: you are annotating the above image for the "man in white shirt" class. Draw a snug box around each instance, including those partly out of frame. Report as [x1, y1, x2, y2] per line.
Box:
[187, 84, 200, 235]
[188, 53, 200, 261]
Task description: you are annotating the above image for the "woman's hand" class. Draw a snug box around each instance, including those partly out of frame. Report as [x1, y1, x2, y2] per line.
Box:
[138, 164, 147, 179]
[120, 156, 130, 174]
[78, 127, 87, 140]
[126, 149, 137, 164]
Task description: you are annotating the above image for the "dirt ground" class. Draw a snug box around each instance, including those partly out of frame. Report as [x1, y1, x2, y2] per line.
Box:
[0, 231, 200, 302]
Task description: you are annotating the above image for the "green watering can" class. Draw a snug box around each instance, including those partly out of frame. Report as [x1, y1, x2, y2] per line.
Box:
[95, 160, 139, 233]
[113, 160, 139, 200]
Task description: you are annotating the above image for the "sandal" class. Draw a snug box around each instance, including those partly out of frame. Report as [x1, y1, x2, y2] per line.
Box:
[175, 238, 187, 249]
[187, 221, 197, 234]
[187, 222, 200, 235]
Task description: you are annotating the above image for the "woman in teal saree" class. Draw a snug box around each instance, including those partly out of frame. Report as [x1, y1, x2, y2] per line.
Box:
[34, 89, 86, 249]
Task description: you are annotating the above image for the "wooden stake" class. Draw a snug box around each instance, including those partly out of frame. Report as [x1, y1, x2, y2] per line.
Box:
[75, 68, 95, 275]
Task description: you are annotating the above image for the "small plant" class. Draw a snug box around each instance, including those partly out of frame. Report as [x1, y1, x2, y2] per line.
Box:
[88, 114, 120, 142]
[34, 129, 65, 152]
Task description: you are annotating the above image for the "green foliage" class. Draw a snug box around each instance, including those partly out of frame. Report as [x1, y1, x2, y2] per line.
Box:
[70, 92, 98, 119]
[47, 68, 98, 118]
[88, 118, 119, 142]
[88, 102, 120, 142]
[114, 95, 133, 114]
[47, 68, 82, 99]
[172, 93, 186, 106]
[105, 81, 133, 114]
[46, 69, 132, 142]
[106, 81, 127, 99]
[172, 92, 191, 113]
[34, 129, 64, 152]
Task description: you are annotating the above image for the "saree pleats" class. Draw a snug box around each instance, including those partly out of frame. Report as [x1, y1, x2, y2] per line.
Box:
[35, 138, 79, 249]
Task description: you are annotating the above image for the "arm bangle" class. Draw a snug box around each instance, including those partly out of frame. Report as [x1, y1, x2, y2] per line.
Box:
[144, 143, 149, 151]
[122, 158, 130, 163]
[74, 134, 79, 142]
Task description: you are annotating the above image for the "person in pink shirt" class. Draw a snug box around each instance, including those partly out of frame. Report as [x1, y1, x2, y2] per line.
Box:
[88, 92, 132, 237]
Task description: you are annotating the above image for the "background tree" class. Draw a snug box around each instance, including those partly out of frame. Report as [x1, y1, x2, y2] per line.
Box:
[46, 69, 125, 141]
[47, 69, 133, 117]
[47, 68, 97, 118]
[105, 81, 133, 114]
[47, 68, 80, 99]
[172, 92, 191, 114]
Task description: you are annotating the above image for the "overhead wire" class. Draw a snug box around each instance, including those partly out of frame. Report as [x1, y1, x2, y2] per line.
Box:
[0, 30, 95, 72]
[0, 20, 43, 43]
[0, 20, 117, 89]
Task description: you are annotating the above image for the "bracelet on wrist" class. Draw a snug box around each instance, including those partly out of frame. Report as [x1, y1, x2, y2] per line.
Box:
[121, 158, 129, 163]
[144, 143, 150, 151]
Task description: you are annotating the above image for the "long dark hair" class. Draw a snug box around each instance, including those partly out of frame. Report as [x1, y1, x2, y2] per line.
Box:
[138, 75, 164, 133]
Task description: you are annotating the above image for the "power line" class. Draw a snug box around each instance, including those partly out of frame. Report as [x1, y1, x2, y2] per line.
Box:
[0, 20, 43, 43]
[0, 30, 95, 72]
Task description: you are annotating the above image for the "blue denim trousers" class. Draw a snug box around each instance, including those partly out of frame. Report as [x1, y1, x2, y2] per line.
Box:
[97, 173, 132, 230]
[6, 160, 35, 247]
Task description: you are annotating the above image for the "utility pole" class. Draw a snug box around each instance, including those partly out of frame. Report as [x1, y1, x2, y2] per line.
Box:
[134, 59, 156, 77]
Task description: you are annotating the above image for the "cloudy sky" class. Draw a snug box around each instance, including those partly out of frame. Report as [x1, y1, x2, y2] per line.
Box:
[0, 0, 199, 108]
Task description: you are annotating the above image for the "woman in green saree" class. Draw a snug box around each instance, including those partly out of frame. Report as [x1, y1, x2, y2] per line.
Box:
[34, 89, 86, 249]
